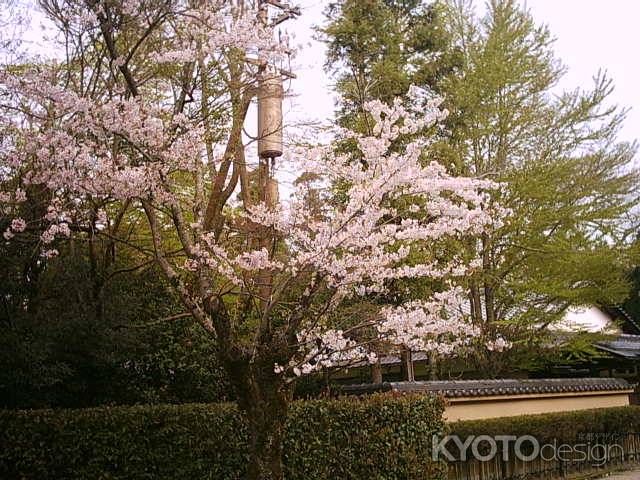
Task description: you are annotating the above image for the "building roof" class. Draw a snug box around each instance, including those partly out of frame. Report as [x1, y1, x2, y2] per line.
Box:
[596, 334, 640, 359]
[609, 306, 640, 335]
[349, 351, 431, 368]
[340, 377, 634, 398]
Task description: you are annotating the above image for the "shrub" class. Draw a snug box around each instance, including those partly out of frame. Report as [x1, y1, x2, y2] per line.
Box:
[448, 406, 640, 445]
[0, 393, 446, 480]
[444, 407, 640, 479]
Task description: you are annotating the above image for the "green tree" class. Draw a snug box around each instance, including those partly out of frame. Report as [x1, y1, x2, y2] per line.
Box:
[437, 0, 639, 374]
[622, 252, 640, 325]
[0, 201, 231, 408]
[0, 1, 236, 408]
[323, 0, 640, 377]
[321, 0, 467, 381]
[321, 0, 460, 132]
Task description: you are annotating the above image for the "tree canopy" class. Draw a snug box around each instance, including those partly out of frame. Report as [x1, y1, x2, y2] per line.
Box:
[322, 0, 640, 376]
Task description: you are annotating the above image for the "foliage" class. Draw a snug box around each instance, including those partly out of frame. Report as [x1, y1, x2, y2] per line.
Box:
[0, 231, 231, 409]
[438, 0, 640, 374]
[321, 0, 461, 131]
[319, 0, 504, 377]
[323, 0, 640, 377]
[623, 264, 640, 323]
[508, 331, 611, 374]
[0, 394, 446, 480]
[449, 406, 640, 445]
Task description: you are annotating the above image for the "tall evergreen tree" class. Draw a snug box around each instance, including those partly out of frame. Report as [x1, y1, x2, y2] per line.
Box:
[321, 0, 460, 131]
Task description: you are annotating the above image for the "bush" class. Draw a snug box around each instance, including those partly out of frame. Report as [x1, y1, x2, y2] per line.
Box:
[444, 407, 640, 478]
[0, 393, 446, 480]
[0, 242, 232, 410]
[448, 406, 640, 445]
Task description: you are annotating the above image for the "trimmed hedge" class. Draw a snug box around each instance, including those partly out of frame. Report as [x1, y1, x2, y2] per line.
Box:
[449, 406, 640, 444]
[445, 407, 640, 479]
[0, 393, 446, 480]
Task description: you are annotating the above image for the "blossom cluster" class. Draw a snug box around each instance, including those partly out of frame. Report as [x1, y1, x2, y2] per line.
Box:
[261, 96, 510, 373]
[151, 1, 292, 65]
[486, 336, 511, 352]
[378, 287, 480, 354]
[279, 328, 378, 377]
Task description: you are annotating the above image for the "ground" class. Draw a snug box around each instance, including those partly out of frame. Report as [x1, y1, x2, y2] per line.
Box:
[593, 467, 640, 479]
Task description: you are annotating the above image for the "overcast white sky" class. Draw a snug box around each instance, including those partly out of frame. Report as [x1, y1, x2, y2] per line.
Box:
[17, 0, 640, 153]
[285, 0, 640, 148]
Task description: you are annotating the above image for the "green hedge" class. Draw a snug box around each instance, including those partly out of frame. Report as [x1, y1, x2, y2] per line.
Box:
[448, 406, 640, 445]
[0, 393, 446, 480]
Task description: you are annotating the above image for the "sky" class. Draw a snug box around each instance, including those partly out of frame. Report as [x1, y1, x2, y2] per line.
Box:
[17, 0, 640, 149]
[285, 0, 640, 148]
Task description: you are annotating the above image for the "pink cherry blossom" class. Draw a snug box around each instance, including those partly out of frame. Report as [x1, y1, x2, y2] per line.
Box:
[10, 218, 26, 232]
[0, 1, 509, 381]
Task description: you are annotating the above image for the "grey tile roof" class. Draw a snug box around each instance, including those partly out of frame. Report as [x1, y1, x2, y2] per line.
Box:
[596, 334, 640, 359]
[609, 306, 640, 334]
[340, 377, 634, 398]
[348, 351, 430, 368]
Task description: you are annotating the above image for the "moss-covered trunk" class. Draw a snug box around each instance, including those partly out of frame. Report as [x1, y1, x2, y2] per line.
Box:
[222, 346, 291, 480]
[243, 386, 288, 480]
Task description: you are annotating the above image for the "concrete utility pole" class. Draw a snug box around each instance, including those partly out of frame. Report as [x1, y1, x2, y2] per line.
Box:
[255, 0, 299, 210]
[251, 0, 298, 307]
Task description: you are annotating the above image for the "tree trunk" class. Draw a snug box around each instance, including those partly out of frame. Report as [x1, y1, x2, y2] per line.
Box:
[401, 348, 415, 382]
[428, 351, 438, 381]
[244, 391, 288, 480]
[322, 368, 331, 396]
[223, 349, 291, 480]
[371, 358, 383, 384]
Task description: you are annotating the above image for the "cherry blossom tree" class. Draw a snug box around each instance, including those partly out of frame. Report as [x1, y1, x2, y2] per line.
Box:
[0, 1, 505, 477]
